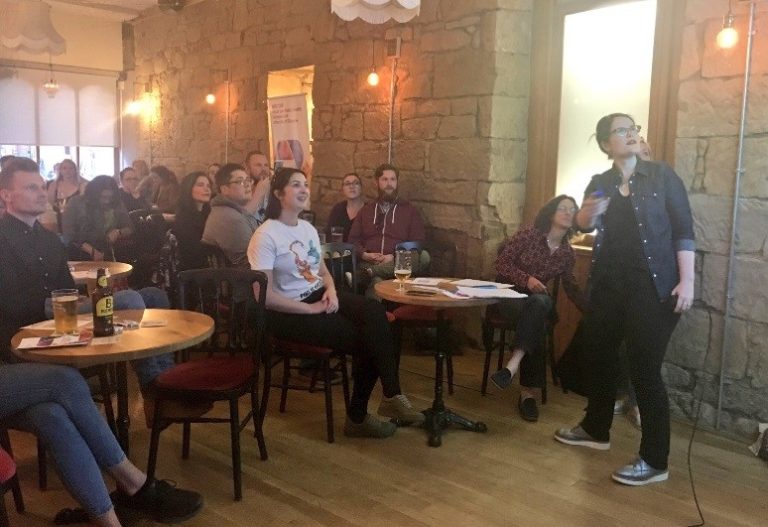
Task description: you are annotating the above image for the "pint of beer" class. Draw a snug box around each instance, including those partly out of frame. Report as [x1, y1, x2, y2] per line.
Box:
[52, 289, 79, 335]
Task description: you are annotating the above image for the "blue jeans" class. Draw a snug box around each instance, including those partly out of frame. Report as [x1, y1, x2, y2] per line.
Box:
[0, 363, 125, 517]
[44, 287, 175, 387]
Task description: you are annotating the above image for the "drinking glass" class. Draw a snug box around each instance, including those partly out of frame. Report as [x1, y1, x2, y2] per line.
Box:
[330, 226, 344, 243]
[394, 250, 412, 292]
[51, 289, 80, 335]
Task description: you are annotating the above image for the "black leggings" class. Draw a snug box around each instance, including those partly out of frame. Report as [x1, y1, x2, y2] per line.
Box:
[266, 290, 401, 422]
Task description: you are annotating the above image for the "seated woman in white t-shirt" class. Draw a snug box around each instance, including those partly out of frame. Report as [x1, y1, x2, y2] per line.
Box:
[247, 168, 424, 437]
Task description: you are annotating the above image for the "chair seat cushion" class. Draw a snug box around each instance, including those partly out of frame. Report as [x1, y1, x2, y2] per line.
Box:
[154, 356, 254, 392]
[273, 338, 335, 359]
[392, 304, 453, 322]
[0, 447, 16, 483]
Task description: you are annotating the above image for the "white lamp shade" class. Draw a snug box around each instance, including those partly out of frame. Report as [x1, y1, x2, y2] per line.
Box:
[331, 0, 420, 24]
[0, 0, 66, 55]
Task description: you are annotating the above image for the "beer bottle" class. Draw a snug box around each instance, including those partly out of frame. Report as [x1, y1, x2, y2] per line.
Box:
[92, 268, 115, 337]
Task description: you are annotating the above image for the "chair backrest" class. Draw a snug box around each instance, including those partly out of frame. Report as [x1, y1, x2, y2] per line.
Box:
[321, 242, 357, 293]
[178, 268, 268, 358]
[130, 209, 168, 253]
[200, 241, 230, 269]
[299, 210, 316, 225]
[394, 241, 422, 252]
[422, 239, 457, 278]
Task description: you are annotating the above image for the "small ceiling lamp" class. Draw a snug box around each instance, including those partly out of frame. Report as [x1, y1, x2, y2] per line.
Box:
[205, 93, 216, 104]
[0, 0, 66, 55]
[716, 0, 739, 49]
[42, 55, 58, 98]
[331, 0, 420, 24]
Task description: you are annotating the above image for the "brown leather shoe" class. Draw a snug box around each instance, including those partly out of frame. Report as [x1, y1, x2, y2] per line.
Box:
[143, 397, 213, 429]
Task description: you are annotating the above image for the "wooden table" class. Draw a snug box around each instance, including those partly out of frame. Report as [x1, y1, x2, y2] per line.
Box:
[68, 261, 133, 294]
[12, 309, 214, 455]
[375, 279, 496, 447]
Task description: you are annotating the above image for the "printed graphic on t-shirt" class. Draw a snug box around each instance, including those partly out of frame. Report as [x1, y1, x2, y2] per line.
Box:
[289, 239, 320, 284]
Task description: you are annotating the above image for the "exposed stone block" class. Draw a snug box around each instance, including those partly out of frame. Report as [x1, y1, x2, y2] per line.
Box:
[363, 109, 389, 141]
[402, 116, 440, 140]
[399, 177, 477, 206]
[702, 252, 729, 311]
[434, 48, 496, 98]
[481, 10, 531, 54]
[313, 141, 356, 177]
[666, 308, 710, 369]
[489, 139, 527, 182]
[428, 138, 491, 180]
[340, 112, 363, 141]
[416, 99, 451, 117]
[438, 115, 477, 138]
[479, 96, 528, 139]
[451, 97, 477, 115]
[747, 322, 768, 388]
[690, 194, 732, 254]
[731, 256, 768, 323]
[353, 141, 387, 170]
[391, 140, 426, 171]
[741, 136, 768, 198]
[706, 315, 748, 379]
[487, 181, 525, 226]
[679, 24, 701, 80]
[662, 363, 693, 389]
[420, 30, 472, 52]
[493, 52, 530, 98]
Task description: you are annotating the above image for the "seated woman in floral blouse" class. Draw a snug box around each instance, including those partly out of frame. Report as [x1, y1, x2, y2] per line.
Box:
[490, 195, 586, 422]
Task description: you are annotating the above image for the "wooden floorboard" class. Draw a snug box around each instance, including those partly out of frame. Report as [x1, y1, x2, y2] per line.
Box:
[5, 347, 767, 526]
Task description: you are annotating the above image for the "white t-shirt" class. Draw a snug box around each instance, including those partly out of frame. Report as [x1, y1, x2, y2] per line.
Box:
[247, 218, 325, 301]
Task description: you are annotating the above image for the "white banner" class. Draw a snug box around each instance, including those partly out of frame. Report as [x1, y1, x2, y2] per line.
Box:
[267, 94, 312, 180]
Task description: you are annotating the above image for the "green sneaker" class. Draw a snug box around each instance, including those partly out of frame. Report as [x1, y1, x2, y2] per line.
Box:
[343, 414, 397, 438]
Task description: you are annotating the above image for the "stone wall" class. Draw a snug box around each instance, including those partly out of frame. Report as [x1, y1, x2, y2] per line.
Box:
[130, 0, 533, 277]
[666, 0, 768, 437]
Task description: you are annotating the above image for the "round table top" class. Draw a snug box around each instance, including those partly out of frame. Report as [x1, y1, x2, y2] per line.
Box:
[374, 279, 498, 309]
[11, 309, 214, 368]
[69, 261, 133, 283]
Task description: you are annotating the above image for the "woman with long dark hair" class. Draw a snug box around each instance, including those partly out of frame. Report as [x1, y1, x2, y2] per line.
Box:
[490, 195, 586, 422]
[554, 112, 694, 486]
[247, 168, 423, 437]
[173, 171, 212, 271]
[62, 175, 132, 261]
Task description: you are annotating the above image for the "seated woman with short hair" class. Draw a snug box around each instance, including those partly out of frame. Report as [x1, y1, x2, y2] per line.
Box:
[247, 168, 424, 437]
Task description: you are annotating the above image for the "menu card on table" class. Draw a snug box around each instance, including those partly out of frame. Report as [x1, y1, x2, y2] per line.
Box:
[17, 331, 93, 349]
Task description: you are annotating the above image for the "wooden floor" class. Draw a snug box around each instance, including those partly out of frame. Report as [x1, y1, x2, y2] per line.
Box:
[5, 347, 767, 527]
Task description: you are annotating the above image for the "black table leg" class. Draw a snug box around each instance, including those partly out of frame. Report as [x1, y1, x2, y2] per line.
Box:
[421, 310, 487, 447]
[115, 362, 130, 455]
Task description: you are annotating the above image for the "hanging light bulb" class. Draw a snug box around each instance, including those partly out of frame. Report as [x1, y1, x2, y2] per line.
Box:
[716, 10, 738, 49]
[43, 56, 59, 98]
[205, 93, 216, 104]
[367, 68, 380, 86]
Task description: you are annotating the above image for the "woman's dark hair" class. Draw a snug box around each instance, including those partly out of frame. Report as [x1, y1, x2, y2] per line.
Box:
[343, 172, 361, 186]
[150, 165, 176, 184]
[177, 171, 211, 218]
[84, 175, 119, 208]
[595, 112, 634, 157]
[265, 168, 306, 220]
[534, 194, 579, 241]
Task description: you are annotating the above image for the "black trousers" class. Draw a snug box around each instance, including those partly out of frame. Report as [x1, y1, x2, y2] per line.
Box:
[266, 290, 401, 421]
[579, 267, 679, 470]
[496, 294, 554, 389]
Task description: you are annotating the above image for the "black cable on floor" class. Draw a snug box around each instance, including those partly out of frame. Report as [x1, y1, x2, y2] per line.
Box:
[686, 383, 707, 527]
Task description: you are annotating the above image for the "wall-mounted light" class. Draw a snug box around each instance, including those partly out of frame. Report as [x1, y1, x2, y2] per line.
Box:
[366, 69, 380, 86]
[125, 99, 143, 116]
[205, 93, 216, 104]
[717, 9, 739, 49]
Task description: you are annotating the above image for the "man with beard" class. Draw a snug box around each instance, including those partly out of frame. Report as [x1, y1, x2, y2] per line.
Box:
[243, 150, 272, 226]
[348, 163, 426, 296]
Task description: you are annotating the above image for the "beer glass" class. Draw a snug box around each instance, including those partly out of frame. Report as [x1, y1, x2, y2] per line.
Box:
[330, 226, 344, 243]
[394, 250, 412, 292]
[51, 289, 80, 335]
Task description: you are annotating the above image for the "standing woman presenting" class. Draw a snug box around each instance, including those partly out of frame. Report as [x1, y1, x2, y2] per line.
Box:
[554, 113, 695, 486]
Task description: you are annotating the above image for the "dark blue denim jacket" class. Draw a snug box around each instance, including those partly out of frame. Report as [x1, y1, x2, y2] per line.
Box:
[580, 160, 695, 301]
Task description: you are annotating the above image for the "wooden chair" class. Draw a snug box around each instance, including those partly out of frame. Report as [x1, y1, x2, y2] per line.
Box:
[263, 242, 355, 443]
[146, 269, 268, 501]
[200, 241, 230, 269]
[480, 277, 560, 403]
[390, 240, 457, 394]
[0, 430, 25, 527]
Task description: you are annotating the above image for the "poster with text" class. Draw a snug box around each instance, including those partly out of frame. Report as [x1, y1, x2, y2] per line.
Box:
[267, 94, 312, 182]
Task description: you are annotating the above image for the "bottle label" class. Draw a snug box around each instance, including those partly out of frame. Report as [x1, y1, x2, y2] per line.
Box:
[97, 275, 108, 287]
[95, 296, 113, 317]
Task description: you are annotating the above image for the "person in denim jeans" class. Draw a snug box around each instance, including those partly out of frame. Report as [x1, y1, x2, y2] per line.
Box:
[1, 363, 202, 525]
[554, 113, 695, 486]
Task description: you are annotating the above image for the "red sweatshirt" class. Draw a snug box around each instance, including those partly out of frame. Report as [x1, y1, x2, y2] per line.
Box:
[348, 199, 425, 256]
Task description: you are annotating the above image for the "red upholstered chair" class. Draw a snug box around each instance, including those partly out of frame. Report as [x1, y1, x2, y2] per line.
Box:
[263, 242, 355, 443]
[480, 277, 560, 402]
[390, 240, 457, 394]
[0, 430, 25, 527]
[146, 268, 269, 501]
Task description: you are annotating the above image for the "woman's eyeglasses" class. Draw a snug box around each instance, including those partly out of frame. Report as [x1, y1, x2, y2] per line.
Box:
[610, 125, 642, 137]
[227, 178, 252, 187]
[342, 181, 361, 187]
[557, 206, 577, 214]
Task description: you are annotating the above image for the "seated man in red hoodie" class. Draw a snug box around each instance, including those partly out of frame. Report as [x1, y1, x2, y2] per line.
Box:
[348, 163, 427, 296]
